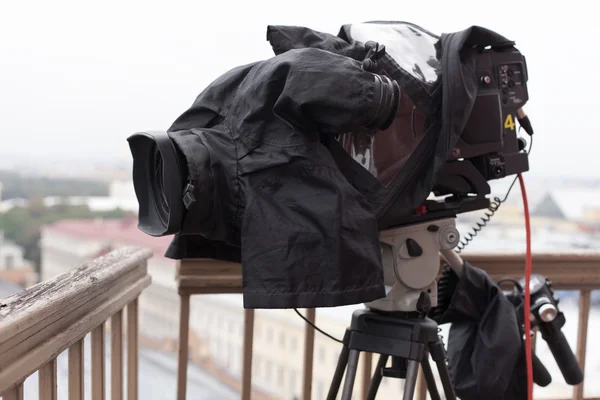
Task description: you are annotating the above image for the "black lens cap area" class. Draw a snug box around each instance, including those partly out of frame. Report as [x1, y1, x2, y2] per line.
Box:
[127, 131, 184, 236]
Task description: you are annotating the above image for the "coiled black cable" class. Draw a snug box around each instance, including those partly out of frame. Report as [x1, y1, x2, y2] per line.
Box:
[431, 266, 460, 322]
[455, 196, 502, 253]
[455, 134, 533, 253]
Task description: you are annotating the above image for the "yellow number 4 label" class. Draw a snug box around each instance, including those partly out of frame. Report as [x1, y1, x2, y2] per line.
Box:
[504, 114, 516, 131]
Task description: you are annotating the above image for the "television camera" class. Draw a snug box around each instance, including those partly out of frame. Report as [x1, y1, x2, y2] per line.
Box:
[126, 20, 580, 399]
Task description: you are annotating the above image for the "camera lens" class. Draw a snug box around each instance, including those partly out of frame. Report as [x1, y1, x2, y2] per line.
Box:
[150, 145, 170, 226]
[127, 131, 185, 236]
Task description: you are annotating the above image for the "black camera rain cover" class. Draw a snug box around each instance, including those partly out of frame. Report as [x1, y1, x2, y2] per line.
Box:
[267, 22, 514, 229]
[164, 22, 515, 309]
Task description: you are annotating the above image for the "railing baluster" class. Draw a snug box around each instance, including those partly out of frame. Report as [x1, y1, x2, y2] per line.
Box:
[92, 323, 106, 400]
[68, 339, 84, 400]
[177, 294, 191, 400]
[39, 358, 58, 400]
[2, 383, 24, 400]
[302, 308, 316, 400]
[573, 289, 591, 400]
[361, 352, 373, 400]
[112, 310, 124, 400]
[127, 299, 139, 400]
[241, 309, 255, 400]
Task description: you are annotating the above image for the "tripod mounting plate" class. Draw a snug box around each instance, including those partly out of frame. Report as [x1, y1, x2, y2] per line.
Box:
[327, 308, 456, 400]
[348, 309, 439, 361]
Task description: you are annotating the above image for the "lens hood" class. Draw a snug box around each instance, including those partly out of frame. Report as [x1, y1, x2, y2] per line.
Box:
[127, 130, 184, 236]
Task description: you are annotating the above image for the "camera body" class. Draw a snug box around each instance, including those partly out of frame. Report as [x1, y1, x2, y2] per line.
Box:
[390, 45, 531, 227]
[449, 47, 529, 180]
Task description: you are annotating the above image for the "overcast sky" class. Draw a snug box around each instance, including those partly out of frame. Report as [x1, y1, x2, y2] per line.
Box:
[1, 0, 598, 178]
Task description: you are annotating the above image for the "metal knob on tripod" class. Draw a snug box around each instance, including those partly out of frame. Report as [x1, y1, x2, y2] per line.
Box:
[327, 218, 462, 399]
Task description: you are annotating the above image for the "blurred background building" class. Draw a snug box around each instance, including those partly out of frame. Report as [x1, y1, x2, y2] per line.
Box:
[0, 231, 36, 287]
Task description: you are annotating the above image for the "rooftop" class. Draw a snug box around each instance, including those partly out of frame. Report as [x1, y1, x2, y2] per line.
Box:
[44, 218, 173, 260]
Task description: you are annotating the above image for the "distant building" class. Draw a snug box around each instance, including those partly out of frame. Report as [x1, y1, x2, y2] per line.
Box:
[533, 194, 566, 219]
[0, 231, 36, 287]
[0, 180, 139, 213]
[0, 231, 25, 270]
[108, 180, 137, 202]
[43, 179, 138, 212]
[0, 181, 29, 213]
[0, 197, 27, 213]
[533, 189, 600, 224]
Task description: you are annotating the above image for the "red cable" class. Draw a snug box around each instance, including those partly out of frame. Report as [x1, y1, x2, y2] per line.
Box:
[519, 174, 533, 400]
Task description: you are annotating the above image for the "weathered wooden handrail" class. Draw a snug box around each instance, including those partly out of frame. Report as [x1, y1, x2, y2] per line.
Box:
[0, 246, 152, 399]
[175, 251, 600, 400]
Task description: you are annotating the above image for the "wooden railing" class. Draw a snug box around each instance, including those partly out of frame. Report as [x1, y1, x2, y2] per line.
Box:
[175, 251, 600, 400]
[0, 246, 152, 400]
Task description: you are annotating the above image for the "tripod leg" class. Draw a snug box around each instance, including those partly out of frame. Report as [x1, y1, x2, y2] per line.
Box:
[430, 339, 456, 400]
[341, 349, 360, 400]
[421, 356, 441, 400]
[365, 354, 388, 400]
[402, 360, 420, 400]
[327, 344, 350, 400]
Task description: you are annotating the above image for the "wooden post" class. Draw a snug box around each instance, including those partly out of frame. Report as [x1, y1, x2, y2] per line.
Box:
[302, 308, 316, 400]
[68, 339, 84, 400]
[241, 309, 255, 400]
[128, 299, 139, 400]
[573, 290, 591, 400]
[177, 294, 191, 400]
[91, 324, 106, 400]
[111, 310, 124, 400]
[39, 358, 58, 400]
[2, 384, 24, 400]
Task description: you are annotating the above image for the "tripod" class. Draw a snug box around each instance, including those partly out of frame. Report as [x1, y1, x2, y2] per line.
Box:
[326, 293, 455, 400]
[326, 219, 463, 400]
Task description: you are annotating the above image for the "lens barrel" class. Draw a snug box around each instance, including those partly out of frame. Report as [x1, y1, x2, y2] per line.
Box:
[367, 75, 401, 131]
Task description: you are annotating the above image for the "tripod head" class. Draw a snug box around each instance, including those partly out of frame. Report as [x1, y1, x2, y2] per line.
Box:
[366, 218, 462, 312]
